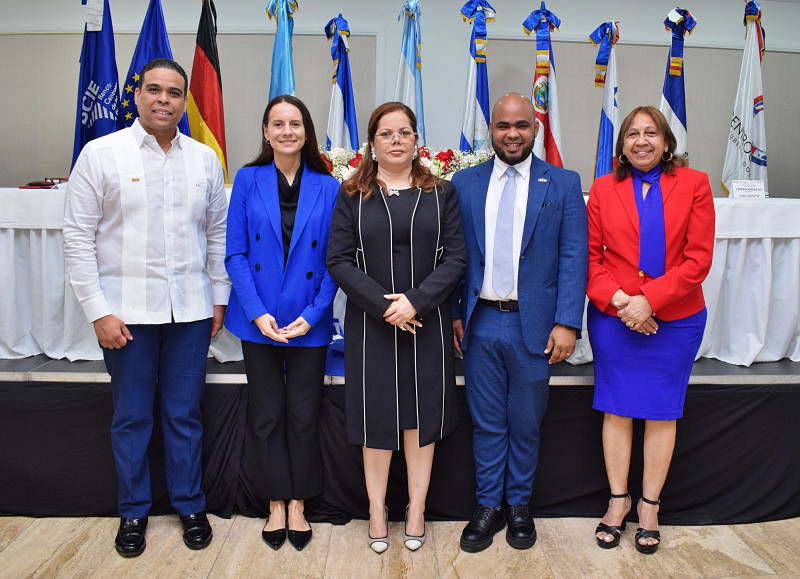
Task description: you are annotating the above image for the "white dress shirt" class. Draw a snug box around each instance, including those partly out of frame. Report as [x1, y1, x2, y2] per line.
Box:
[64, 120, 230, 325]
[480, 153, 532, 300]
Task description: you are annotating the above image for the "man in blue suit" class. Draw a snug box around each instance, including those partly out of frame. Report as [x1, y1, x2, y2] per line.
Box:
[452, 93, 588, 552]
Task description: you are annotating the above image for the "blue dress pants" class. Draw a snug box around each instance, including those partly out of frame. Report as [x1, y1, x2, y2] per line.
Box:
[463, 304, 550, 507]
[102, 319, 212, 518]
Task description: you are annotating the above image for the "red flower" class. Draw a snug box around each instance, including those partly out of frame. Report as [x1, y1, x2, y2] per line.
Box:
[418, 146, 431, 159]
[435, 149, 455, 171]
[321, 153, 333, 173]
[348, 152, 363, 168]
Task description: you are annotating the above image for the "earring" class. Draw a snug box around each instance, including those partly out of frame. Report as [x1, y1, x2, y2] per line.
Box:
[662, 151, 673, 162]
[413, 149, 418, 160]
[371, 149, 377, 161]
[618, 154, 629, 165]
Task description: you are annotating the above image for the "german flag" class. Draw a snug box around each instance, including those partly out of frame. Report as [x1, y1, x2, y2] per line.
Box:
[187, 0, 228, 182]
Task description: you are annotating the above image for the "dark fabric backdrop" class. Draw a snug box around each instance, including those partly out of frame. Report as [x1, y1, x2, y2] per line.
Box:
[1, 380, 798, 525]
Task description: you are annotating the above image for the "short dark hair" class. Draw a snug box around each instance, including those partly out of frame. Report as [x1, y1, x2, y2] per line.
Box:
[614, 105, 686, 180]
[244, 95, 331, 177]
[138, 58, 188, 95]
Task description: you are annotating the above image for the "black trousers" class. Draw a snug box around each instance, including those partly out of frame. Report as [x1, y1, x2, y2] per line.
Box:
[239, 341, 327, 502]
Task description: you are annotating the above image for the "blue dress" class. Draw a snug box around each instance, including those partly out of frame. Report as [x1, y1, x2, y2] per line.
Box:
[588, 303, 706, 420]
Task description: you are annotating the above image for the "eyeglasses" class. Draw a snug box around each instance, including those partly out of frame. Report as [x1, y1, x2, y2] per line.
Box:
[375, 130, 416, 142]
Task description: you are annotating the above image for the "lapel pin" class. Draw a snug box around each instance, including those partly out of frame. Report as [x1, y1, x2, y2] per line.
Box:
[538, 177, 548, 182]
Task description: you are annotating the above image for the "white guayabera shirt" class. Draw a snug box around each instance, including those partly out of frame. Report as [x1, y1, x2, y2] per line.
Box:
[64, 119, 230, 326]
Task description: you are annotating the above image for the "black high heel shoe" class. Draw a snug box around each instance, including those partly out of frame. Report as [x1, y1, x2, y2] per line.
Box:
[595, 492, 631, 549]
[635, 496, 661, 554]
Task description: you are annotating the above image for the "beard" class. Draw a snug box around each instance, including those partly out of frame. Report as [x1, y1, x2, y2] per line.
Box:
[491, 136, 534, 166]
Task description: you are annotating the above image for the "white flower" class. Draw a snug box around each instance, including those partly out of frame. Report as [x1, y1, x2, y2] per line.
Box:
[340, 165, 357, 181]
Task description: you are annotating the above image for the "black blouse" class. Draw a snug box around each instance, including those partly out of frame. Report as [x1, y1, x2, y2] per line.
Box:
[276, 164, 304, 266]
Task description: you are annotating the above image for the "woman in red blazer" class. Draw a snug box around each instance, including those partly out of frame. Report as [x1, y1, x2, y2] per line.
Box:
[587, 106, 715, 554]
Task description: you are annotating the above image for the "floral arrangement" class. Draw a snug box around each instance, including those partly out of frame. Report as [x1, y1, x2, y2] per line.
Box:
[321, 145, 494, 182]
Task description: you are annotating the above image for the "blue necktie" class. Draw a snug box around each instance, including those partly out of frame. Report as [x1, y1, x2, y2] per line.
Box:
[493, 167, 517, 298]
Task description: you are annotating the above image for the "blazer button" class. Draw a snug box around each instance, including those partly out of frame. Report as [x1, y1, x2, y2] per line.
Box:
[256, 233, 261, 241]
[638, 270, 644, 277]
[311, 240, 318, 248]
[473, 289, 479, 296]
[255, 263, 261, 271]
[479, 260, 484, 267]
[306, 271, 313, 279]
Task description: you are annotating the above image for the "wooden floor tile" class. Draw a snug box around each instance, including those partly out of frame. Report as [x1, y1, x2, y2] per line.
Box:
[0, 516, 34, 553]
[209, 514, 330, 579]
[536, 517, 666, 578]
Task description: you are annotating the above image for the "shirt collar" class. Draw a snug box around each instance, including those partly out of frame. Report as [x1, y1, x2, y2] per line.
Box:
[131, 118, 184, 150]
[493, 152, 532, 181]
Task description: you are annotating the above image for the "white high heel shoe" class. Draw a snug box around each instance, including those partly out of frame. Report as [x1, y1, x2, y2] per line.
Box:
[403, 505, 426, 551]
[368, 506, 389, 554]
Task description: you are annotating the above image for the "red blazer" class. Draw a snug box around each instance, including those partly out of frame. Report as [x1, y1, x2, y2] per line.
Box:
[587, 166, 715, 321]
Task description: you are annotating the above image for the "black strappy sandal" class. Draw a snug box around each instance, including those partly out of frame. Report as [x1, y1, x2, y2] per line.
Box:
[635, 497, 661, 554]
[595, 492, 630, 549]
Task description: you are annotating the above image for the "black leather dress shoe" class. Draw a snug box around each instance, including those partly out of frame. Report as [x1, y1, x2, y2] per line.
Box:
[287, 527, 312, 551]
[506, 505, 537, 549]
[460, 505, 505, 553]
[180, 512, 213, 550]
[115, 517, 147, 557]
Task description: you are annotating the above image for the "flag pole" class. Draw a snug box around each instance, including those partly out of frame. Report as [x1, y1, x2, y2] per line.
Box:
[523, 1, 564, 167]
[187, 0, 228, 182]
[659, 8, 697, 162]
[459, 0, 495, 153]
[325, 14, 359, 151]
[589, 20, 619, 181]
[721, 1, 767, 195]
[72, 0, 122, 168]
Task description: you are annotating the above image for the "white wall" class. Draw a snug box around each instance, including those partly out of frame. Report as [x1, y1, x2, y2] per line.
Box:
[1, 0, 799, 195]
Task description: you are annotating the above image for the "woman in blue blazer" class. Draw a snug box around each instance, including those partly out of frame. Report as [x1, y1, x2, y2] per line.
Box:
[225, 95, 339, 552]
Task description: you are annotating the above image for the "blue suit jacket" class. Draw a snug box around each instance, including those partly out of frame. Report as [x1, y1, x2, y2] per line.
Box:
[451, 155, 588, 355]
[224, 163, 340, 347]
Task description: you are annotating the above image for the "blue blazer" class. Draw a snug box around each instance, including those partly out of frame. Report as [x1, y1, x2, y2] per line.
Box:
[451, 155, 588, 355]
[224, 163, 340, 347]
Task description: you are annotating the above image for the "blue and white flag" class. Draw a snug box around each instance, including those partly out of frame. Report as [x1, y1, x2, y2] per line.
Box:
[325, 14, 359, 151]
[459, 0, 495, 153]
[722, 1, 767, 194]
[395, 0, 426, 145]
[589, 20, 619, 180]
[658, 8, 696, 161]
[72, 0, 123, 168]
[266, 0, 298, 100]
[121, 0, 190, 136]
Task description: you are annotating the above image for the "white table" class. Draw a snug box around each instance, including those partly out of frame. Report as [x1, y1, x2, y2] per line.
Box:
[2, 188, 799, 366]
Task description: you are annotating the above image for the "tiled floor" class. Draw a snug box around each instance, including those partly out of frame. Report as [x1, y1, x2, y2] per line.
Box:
[1, 514, 799, 578]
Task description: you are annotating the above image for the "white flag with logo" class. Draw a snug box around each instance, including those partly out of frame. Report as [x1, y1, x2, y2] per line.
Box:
[721, 1, 767, 195]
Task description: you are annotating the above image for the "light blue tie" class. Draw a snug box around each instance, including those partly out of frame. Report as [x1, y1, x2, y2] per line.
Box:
[493, 166, 517, 299]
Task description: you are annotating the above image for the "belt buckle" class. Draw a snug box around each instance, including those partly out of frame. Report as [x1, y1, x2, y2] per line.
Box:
[498, 300, 511, 312]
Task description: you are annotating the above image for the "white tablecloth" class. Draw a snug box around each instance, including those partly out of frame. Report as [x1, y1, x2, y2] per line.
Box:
[2, 188, 799, 366]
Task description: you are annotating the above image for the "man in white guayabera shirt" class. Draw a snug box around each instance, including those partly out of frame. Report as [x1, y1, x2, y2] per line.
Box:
[63, 58, 230, 558]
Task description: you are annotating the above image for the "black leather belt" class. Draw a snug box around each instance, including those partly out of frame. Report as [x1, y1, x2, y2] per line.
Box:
[478, 298, 519, 312]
